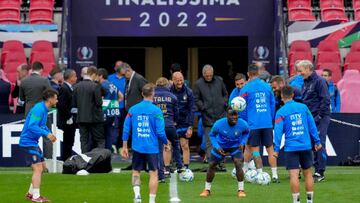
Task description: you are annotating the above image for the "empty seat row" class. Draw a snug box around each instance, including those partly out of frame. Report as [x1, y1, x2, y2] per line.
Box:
[0, 0, 54, 24]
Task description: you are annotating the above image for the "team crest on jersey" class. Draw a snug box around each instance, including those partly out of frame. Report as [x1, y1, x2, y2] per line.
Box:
[183, 95, 187, 101]
[32, 155, 37, 162]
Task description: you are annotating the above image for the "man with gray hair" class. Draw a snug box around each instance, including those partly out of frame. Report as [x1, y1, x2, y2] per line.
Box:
[194, 64, 228, 165]
[296, 60, 330, 182]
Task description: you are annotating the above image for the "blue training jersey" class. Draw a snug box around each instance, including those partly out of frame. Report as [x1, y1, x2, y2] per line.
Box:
[239, 78, 275, 130]
[274, 100, 321, 152]
[108, 73, 126, 109]
[228, 87, 241, 105]
[209, 117, 250, 150]
[122, 100, 168, 154]
[153, 87, 178, 128]
[19, 101, 50, 147]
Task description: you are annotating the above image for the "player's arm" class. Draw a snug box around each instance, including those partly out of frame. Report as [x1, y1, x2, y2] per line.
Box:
[209, 124, 224, 154]
[306, 109, 322, 151]
[239, 90, 248, 121]
[27, 108, 51, 138]
[121, 112, 132, 159]
[269, 91, 276, 120]
[155, 111, 168, 145]
[240, 124, 250, 149]
[317, 79, 330, 118]
[273, 112, 284, 157]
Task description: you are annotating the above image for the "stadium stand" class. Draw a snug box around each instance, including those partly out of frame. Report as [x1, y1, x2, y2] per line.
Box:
[338, 70, 360, 112]
[320, 0, 348, 22]
[0, 0, 21, 24]
[288, 40, 313, 75]
[29, 0, 54, 24]
[288, 0, 316, 21]
[30, 40, 56, 75]
[344, 52, 360, 71]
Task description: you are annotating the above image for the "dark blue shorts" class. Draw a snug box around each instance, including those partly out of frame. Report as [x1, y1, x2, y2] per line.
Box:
[247, 128, 273, 147]
[21, 146, 44, 166]
[210, 147, 243, 163]
[285, 150, 313, 170]
[132, 150, 158, 171]
[176, 128, 188, 139]
[166, 127, 179, 143]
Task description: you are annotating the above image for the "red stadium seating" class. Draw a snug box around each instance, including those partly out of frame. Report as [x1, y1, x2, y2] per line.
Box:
[340, 83, 360, 113]
[317, 52, 341, 68]
[29, 0, 54, 24]
[320, 0, 344, 8]
[30, 40, 56, 75]
[350, 40, 360, 52]
[0, 0, 21, 7]
[31, 40, 54, 53]
[337, 69, 360, 92]
[317, 63, 342, 83]
[288, 0, 316, 21]
[289, 40, 311, 53]
[1, 40, 25, 66]
[288, 0, 312, 8]
[0, 0, 21, 24]
[344, 52, 360, 71]
[288, 51, 313, 76]
[320, 0, 348, 23]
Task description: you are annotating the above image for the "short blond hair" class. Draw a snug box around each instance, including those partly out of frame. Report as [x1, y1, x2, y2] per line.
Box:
[155, 77, 169, 87]
[295, 60, 314, 71]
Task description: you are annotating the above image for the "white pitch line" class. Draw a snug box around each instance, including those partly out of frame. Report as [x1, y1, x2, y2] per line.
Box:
[169, 172, 181, 203]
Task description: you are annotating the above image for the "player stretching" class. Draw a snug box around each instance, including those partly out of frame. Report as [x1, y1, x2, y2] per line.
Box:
[274, 86, 322, 203]
[20, 89, 58, 202]
[200, 108, 249, 198]
[122, 83, 169, 203]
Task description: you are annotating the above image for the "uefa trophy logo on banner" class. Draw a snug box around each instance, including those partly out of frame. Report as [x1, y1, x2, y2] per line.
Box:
[77, 46, 93, 60]
[253, 46, 269, 60]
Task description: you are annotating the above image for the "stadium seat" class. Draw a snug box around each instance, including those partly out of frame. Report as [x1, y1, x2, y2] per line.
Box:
[317, 40, 340, 62]
[337, 69, 360, 91]
[320, 0, 344, 8]
[350, 40, 360, 52]
[2, 52, 27, 66]
[31, 40, 54, 53]
[30, 51, 55, 64]
[30, 40, 55, 75]
[317, 52, 341, 68]
[288, 0, 312, 8]
[321, 8, 348, 22]
[29, 0, 54, 24]
[0, 0, 22, 8]
[344, 52, 360, 71]
[289, 40, 311, 53]
[340, 83, 360, 113]
[0, 9, 20, 24]
[288, 51, 313, 76]
[288, 0, 316, 21]
[1, 40, 25, 66]
[318, 63, 342, 83]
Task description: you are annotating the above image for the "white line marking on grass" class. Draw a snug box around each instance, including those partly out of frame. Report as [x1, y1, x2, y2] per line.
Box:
[169, 172, 181, 203]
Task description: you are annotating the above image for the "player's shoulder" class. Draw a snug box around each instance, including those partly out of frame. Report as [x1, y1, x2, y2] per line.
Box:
[214, 118, 227, 126]
[237, 118, 249, 127]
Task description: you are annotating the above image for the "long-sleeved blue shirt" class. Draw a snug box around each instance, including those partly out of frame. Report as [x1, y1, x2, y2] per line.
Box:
[108, 73, 126, 109]
[209, 117, 250, 150]
[170, 84, 195, 129]
[122, 100, 168, 154]
[301, 71, 330, 118]
[274, 100, 321, 153]
[153, 87, 178, 128]
[239, 78, 275, 130]
[19, 101, 50, 147]
[229, 87, 241, 105]
[328, 81, 341, 113]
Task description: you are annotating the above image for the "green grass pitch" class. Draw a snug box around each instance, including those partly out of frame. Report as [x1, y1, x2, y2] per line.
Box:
[0, 165, 359, 203]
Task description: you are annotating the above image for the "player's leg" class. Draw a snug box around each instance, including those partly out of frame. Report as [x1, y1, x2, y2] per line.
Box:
[314, 116, 330, 182]
[169, 127, 183, 171]
[147, 153, 159, 203]
[164, 127, 173, 174]
[263, 128, 279, 182]
[203, 126, 213, 162]
[232, 150, 246, 198]
[242, 145, 252, 172]
[157, 140, 165, 182]
[180, 137, 190, 169]
[200, 150, 222, 197]
[248, 129, 263, 172]
[301, 150, 315, 203]
[132, 151, 144, 202]
[286, 151, 301, 203]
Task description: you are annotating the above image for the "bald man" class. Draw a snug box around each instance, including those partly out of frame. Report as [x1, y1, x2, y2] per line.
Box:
[170, 72, 195, 169]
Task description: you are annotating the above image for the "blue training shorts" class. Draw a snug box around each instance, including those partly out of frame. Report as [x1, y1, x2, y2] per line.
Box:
[210, 147, 243, 163]
[247, 128, 273, 147]
[132, 150, 158, 171]
[21, 146, 44, 166]
[285, 150, 313, 170]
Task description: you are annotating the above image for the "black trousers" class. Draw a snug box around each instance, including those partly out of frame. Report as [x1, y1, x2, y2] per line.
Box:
[116, 108, 126, 148]
[79, 122, 105, 153]
[60, 124, 76, 161]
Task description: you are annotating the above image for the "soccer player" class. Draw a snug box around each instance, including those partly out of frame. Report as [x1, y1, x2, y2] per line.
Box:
[200, 108, 250, 198]
[19, 89, 58, 202]
[240, 64, 279, 182]
[121, 83, 169, 203]
[273, 86, 322, 203]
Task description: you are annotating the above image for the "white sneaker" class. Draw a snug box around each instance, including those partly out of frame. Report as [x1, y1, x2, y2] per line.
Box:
[134, 196, 142, 203]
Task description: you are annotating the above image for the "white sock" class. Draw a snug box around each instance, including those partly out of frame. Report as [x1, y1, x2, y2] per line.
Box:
[205, 182, 212, 191]
[149, 193, 156, 203]
[28, 183, 33, 194]
[133, 186, 140, 198]
[238, 181, 244, 191]
[307, 191, 314, 203]
[292, 193, 300, 203]
[256, 168, 263, 173]
[32, 188, 40, 199]
[271, 167, 278, 179]
[243, 162, 249, 171]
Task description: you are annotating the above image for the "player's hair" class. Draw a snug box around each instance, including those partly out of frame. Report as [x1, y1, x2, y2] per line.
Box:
[202, 64, 214, 75]
[270, 75, 285, 84]
[226, 107, 238, 115]
[97, 68, 108, 79]
[234, 73, 246, 81]
[281, 85, 294, 99]
[32, 61, 44, 71]
[49, 66, 62, 77]
[170, 63, 182, 73]
[322, 68, 332, 76]
[87, 66, 97, 76]
[63, 69, 76, 81]
[42, 89, 58, 101]
[295, 60, 314, 71]
[19, 63, 30, 72]
[156, 77, 169, 87]
[142, 83, 155, 97]
[119, 62, 131, 70]
[247, 64, 259, 76]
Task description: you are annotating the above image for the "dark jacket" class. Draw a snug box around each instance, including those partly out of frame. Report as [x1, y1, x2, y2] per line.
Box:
[154, 86, 178, 128]
[73, 79, 103, 123]
[0, 79, 11, 114]
[125, 72, 147, 111]
[301, 71, 330, 119]
[57, 82, 74, 127]
[19, 73, 51, 116]
[170, 84, 195, 128]
[193, 76, 228, 127]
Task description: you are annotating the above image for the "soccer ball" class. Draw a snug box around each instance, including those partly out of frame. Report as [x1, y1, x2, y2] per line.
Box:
[231, 168, 237, 178]
[230, 96, 246, 112]
[245, 169, 258, 183]
[256, 172, 271, 185]
[179, 169, 194, 182]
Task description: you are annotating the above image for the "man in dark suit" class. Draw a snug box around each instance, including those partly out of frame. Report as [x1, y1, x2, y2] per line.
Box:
[12, 64, 30, 114]
[0, 70, 11, 114]
[122, 63, 148, 111]
[73, 66, 105, 153]
[57, 69, 77, 161]
[19, 61, 52, 116]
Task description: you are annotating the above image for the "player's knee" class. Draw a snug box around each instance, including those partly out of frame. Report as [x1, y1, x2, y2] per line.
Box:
[132, 175, 141, 186]
[181, 143, 189, 151]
